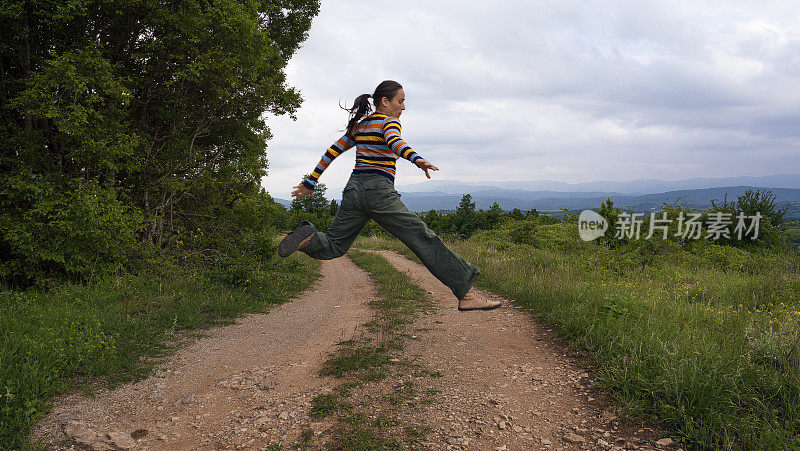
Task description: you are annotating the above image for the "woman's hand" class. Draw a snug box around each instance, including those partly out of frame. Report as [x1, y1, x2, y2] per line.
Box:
[415, 159, 439, 179]
[291, 184, 314, 199]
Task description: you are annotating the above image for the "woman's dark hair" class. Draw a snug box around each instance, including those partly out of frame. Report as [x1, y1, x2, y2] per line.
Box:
[343, 80, 403, 137]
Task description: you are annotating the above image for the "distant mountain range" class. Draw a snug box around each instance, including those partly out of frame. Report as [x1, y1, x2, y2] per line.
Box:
[274, 173, 800, 219]
[396, 173, 800, 195]
[395, 186, 800, 214]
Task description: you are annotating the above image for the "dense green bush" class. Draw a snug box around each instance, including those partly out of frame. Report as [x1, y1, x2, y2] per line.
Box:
[509, 220, 537, 245]
[359, 219, 394, 238]
[708, 189, 789, 248]
[1, 178, 143, 286]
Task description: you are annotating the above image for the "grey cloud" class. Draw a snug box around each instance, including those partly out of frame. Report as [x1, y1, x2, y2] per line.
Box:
[262, 0, 800, 198]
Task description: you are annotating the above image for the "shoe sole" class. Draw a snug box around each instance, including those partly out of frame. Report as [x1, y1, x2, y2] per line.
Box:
[458, 302, 501, 312]
[278, 225, 314, 257]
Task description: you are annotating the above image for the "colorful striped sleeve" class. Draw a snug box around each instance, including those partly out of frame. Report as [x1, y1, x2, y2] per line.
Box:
[381, 117, 422, 164]
[301, 134, 356, 190]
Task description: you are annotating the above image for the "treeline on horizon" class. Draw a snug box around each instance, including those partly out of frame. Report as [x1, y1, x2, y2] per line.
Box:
[1, 0, 321, 288]
[287, 183, 797, 251]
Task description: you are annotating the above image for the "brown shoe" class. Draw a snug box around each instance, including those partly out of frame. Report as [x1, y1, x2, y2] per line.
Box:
[458, 290, 501, 312]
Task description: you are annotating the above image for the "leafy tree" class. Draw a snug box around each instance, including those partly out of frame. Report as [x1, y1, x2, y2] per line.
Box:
[0, 0, 319, 285]
[485, 201, 504, 229]
[509, 208, 525, 221]
[708, 189, 788, 247]
[525, 208, 540, 219]
[329, 199, 339, 218]
[598, 197, 622, 242]
[731, 189, 788, 247]
[735, 189, 787, 227]
[422, 209, 442, 231]
[291, 180, 330, 215]
[288, 177, 332, 230]
[272, 202, 291, 232]
[560, 207, 578, 223]
[456, 194, 476, 216]
[452, 194, 478, 238]
[538, 214, 562, 225]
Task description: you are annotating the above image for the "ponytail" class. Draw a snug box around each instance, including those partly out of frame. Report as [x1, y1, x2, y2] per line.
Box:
[343, 93, 373, 137]
[341, 80, 403, 138]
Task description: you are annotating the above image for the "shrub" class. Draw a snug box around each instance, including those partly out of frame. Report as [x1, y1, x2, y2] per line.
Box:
[709, 189, 789, 248]
[0, 178, 142, 287]
[509, 220, 537, 245]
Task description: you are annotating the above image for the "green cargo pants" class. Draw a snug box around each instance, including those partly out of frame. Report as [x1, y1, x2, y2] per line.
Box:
[300, 173, 479, 300]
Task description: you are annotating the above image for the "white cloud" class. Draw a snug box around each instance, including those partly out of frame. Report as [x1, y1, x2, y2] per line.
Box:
[262, 0, 800, 199]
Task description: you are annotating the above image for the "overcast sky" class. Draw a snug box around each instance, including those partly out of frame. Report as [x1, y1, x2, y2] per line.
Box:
[261, 0, 800, 199]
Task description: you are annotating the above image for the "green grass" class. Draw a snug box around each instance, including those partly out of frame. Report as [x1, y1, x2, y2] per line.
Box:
[326, 422, 404, 451]
[1, 253, 320, 450]
[310, 389, 353, 419]
[383, 381, 416, 406]
[358, 224, 800, 448]
[787, 221, 800, 247]
[296, 427, 315, 450]
[354, 235, 418, 261]
[321, 346, 393, 378]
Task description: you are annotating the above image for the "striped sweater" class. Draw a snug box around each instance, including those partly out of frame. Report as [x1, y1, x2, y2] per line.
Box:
[301, 113, 422, 190]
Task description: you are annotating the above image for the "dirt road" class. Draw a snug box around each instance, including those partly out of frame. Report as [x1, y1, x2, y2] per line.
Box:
[34, 252, 669, 450]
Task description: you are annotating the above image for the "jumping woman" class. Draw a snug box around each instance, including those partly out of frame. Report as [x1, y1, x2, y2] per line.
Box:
[278, 80, 500, 312]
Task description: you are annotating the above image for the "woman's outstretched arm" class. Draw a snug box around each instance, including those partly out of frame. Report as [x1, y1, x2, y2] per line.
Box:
[294, 134, 356, 197]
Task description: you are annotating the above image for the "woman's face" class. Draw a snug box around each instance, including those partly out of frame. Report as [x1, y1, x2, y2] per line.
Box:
[380, 88, 405, 117]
